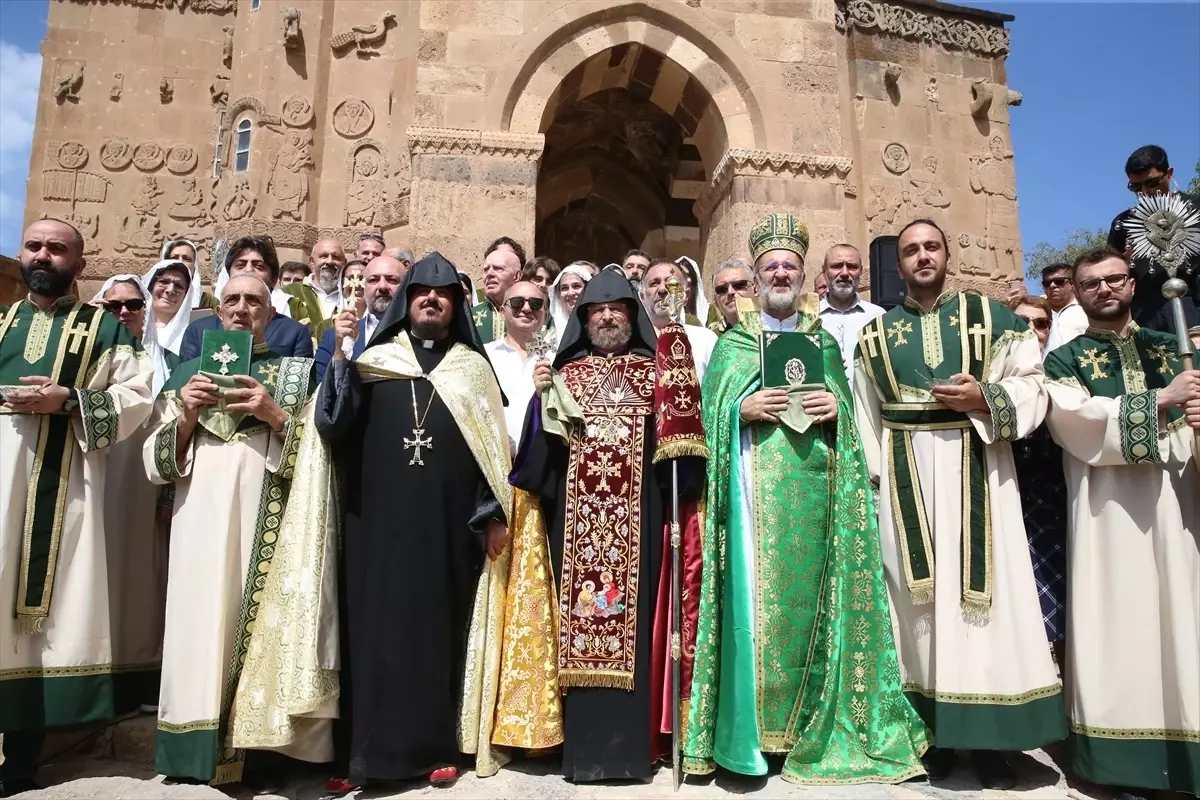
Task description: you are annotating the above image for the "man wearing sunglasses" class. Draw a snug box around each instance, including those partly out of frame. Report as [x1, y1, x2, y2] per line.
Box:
[708, 258, 757, 333]
[1043, 248, 1200, 799]
[1041, 262, 1087, 353]
[484, 281, 547, 453]
[1106, 144, 1199, 334]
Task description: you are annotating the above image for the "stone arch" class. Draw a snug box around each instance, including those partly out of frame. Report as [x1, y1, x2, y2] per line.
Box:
[487, 0, 774, 172]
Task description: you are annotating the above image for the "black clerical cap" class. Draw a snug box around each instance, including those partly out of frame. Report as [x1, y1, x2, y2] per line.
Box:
[366, 251, 484, 359]
[554, 267, 658, 368]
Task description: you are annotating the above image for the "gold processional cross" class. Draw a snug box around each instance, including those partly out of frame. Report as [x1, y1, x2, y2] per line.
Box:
[211, 343, 239, 376]
[1079, 348, 1111, 381]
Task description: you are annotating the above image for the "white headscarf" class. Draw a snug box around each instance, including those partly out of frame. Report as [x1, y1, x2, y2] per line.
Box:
[675, 256, 710, 325]
[141, 259, 195, 395]
[549, 263, 594, 345]
[160, 239, 206, 310]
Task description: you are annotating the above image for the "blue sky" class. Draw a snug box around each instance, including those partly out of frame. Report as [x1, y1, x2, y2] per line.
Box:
[0, 0, 1197, 282]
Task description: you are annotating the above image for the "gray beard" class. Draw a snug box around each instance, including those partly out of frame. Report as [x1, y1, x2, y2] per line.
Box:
[764, 288, 797, 314]
[368, 294, 392, 317]
[589, 319, 632, 350]
[318, 268, 339, 293]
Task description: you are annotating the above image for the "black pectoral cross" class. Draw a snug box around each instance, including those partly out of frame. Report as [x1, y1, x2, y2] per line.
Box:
[404, 427, 433, 465]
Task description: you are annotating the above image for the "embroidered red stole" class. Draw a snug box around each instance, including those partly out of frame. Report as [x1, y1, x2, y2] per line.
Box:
[558, 354, 656, 690]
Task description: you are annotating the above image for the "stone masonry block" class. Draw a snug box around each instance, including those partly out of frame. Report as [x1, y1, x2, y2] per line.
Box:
[481, 159, 539, 187]
[414, 154, 473, 183]
[417, 65, 489, 96]
[734, 14, 805, 63]
[419, 30, 447, 63]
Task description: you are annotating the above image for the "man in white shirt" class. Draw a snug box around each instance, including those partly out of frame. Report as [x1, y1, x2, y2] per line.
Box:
[318, 254, 404, 383]
[640, 258, 718, 381]
[484, 280, 547, 454]
[817, 244, 885, 376]
[709, 258, 758, 333]
[310, 237, 348, 318]
[1041, 262, 1088, 352]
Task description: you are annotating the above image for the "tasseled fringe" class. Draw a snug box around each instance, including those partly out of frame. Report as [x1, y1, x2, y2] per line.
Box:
[16, 614, 47, 635]
[212, 759, 244, 786]
[653, 438, 710, 464]
[907, 584, 935, 607]
[559, 670, 635, 692]
[961, 597, 992, 627]
[679, 697, 691, 743]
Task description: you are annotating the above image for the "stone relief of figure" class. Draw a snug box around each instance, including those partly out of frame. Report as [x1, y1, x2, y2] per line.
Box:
[160, 78, 174, 104]
[67, 211, 100, 254]
[956, 233, 992, 277]
[283, 7, 301, 50]
[210, 79, 229, 107]
[170, 178, 209, 222]
[865, 178, 915, 237]
[110, 73, 123, 102]
[330, 11, 397, 56]
[116, 177, 163, 254]
[345, 148, 383, 226]
[224, 178, 256, 221]
[909, 154, 951, 209]
[267, 129, 313, 220]
[970, 134, 1019, 279]
[222, 25, 234, 67]
[55, 63, 84, 102]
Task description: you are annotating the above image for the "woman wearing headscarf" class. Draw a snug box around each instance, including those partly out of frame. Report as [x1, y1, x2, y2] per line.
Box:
[674, 256, 714, 328]
[142, 259, 196, 396]
[547, 261, 594, 347]
[92, 275, 169, 715]
[161, 238, 216, 309]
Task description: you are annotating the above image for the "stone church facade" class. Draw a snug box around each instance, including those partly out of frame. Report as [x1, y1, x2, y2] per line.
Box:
[24, 0, 1023, 296]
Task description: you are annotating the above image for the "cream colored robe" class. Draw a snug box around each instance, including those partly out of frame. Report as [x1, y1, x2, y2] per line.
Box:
[853, 321, 1066, 750]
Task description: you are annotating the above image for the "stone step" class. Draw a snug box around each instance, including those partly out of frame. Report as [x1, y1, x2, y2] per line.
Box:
[41, 713, 157, 766]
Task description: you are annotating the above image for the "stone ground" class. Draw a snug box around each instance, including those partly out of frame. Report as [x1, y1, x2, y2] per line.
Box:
[17, 715, 1114, 800]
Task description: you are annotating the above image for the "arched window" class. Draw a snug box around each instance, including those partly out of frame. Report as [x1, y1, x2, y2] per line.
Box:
[250, 0, 261, 9]
[234, 118, 251, 172]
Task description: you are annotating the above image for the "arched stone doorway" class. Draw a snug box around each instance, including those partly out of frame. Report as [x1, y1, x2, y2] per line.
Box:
[535, 43, 715, 266]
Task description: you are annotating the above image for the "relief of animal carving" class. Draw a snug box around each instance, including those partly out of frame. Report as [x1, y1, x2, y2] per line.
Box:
[330, 11, 397, 55]
[55, 63, 84, 102]
[970, 79, 993, 119]
[283, 7, 301, 50]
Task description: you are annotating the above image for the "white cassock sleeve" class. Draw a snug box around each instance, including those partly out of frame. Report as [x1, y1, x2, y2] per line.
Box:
[851, 352, 885, 485]
[969, 330, 1047, 445]
[142, 396, 194, 483]
[71, 345, 154, 453]
[1044, 376, 1180, 468]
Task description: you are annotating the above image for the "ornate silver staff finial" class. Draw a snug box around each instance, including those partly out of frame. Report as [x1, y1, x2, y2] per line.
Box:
[528, 326, 557, 362]
[1124, 192, 1200, 357]
[663, 275, 686, 322]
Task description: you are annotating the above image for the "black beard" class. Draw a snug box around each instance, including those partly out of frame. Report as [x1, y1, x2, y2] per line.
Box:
[410, 317, 450, 340]
[21, 261, 74, 297]
[1086, 296, 1131, 321]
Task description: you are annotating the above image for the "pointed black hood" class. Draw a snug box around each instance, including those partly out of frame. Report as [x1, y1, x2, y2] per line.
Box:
[366, 251, 486, 362]
[554, 267, 657, 368]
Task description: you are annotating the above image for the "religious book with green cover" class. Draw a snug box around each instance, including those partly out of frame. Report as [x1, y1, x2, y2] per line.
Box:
[200, 329, 252, 409]
[760, 330, 825, 391]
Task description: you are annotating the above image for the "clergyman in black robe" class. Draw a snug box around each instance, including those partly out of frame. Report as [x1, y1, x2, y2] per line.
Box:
[316, 252, 512, 790]
[511, 268, 701, 782]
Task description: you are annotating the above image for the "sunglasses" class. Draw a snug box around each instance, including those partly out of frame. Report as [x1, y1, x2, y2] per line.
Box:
[505, 296, 545, 312]
[714, 279, 751, 296]
[1041, 277, 1069, 289]
[103, 299, 145, 314]
[1127, 174, 1168, 193]
[1017, 314, 1049, 332]
[357, 233, 385, 245]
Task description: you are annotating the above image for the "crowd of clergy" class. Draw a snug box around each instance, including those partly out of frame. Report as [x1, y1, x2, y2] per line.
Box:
[0, 143, 1196, 800]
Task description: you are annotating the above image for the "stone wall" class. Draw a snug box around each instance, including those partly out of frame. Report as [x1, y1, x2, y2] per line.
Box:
[25, 0, 1021, 296]
[0, 256, 23, 305]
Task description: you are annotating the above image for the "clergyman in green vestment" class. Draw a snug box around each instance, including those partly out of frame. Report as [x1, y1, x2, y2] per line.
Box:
[684, 213, 930, 785]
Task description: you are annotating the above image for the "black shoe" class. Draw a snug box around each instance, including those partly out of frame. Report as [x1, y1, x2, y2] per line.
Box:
[0, 779, 41, 798]
[161, 776, 207, 786]
[922, 747, 958, 781]
[1109, 789, 1152, 800]
[971, 750, 1016, 790]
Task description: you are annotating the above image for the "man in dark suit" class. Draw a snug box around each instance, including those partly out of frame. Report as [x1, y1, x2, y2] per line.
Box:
[315, 253, 407, 383]
[180, 235, 314, 361]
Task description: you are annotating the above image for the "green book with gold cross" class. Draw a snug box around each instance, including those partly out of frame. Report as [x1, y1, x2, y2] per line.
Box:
[200, 329, 252, 409]
[760, 331, 825, 391]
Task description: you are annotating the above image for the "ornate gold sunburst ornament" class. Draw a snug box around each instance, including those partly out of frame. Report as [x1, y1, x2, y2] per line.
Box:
[1123, 192, 1200, 274]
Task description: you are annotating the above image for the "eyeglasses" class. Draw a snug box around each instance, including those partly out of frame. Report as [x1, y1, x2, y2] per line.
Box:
[1127, 174, 1168, 193]
[505, 296, 545, 312]
[1041, 277, 1069, 289]
[103, 299, 145, 314]
[1017, 314, 1050, 332]
[760, 261, 801, 274]
[714, 279, 751, 296]
[152, 278, 189, 293]
[1077, 273, 1130, 294]
[357, 233, 385, 245]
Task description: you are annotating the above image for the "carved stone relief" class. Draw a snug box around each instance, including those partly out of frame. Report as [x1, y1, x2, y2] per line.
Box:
[134, 143, 166, 172]
[281, 96, 314, 128]
[160, 78, 174, 104]
[211, 79, 229, 107]
[1006, 89, 1023, 108]
[42, 169, 110, 204]
[63, 0, 235, 12]
[170, 178, 211, 223]
[882, 142, 910, 175]
[110, 72, 123, 101]
[834, 0, 1010, 57]
[970, 79, 992, 119]
[67, 211, 100, 254]
[283, 7, 301, 49]
[908, 154, 950, 209]
[969, 135, 1019, 278]
[115, 177, 163, 255]
[883, 63, 901, 89]
[166, 145, 198, 174]
[267, 129, 313, 220]
[925, 76, 940, 110]
[345, 144, 385, 226]
[100, 139, 134, 170]
[955, 232, 993, 277]
[224, 178, 256, 221]
[865, 177, 910, 236]
[54, 63, 84, 102]
[332, 99, 374, 138]
[221, 25, 234, 66]
[330, 11, 396, 56]
[57, 142, 89, 170]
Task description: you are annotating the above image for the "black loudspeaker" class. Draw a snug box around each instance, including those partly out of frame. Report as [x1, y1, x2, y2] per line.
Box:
[869, 236, 907, 309]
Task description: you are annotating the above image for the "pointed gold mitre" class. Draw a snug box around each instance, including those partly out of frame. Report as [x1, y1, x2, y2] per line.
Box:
[748, 212, 810, 263]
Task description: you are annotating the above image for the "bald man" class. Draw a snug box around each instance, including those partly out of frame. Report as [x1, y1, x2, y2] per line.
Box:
[315, 255, 407, 383]
[311, 238, 348, 317]
[1, 218, 155, 795]
[145, 274, 319, 787]
[384, 246, 414, 269]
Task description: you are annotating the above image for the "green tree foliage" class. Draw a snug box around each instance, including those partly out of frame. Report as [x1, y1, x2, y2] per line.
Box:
[1025, 227, 1110, 279]
[1187, 158, 1200, 194]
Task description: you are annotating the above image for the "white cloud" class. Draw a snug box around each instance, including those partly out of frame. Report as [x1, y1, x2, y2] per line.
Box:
[0, 41, 43, 256]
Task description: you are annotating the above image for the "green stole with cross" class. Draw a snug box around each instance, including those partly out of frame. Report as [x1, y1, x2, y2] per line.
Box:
[858, 292, 1021, 622]
[0, 298, 125, 632]
[471, 300, 505, 344]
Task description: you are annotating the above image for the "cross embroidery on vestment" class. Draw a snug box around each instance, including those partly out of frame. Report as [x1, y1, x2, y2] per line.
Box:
[1079, 348, 1110, 380]
[887, 319, 913, 346]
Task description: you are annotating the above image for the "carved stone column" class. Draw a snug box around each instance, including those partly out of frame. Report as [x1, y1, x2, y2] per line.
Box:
[695, 149, 856, 285]
[406, 128, 544, 278]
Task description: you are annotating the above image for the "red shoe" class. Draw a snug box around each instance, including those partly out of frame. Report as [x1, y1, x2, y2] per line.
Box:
[429, 766, 458, 785]
[324, 777, 360, 795]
